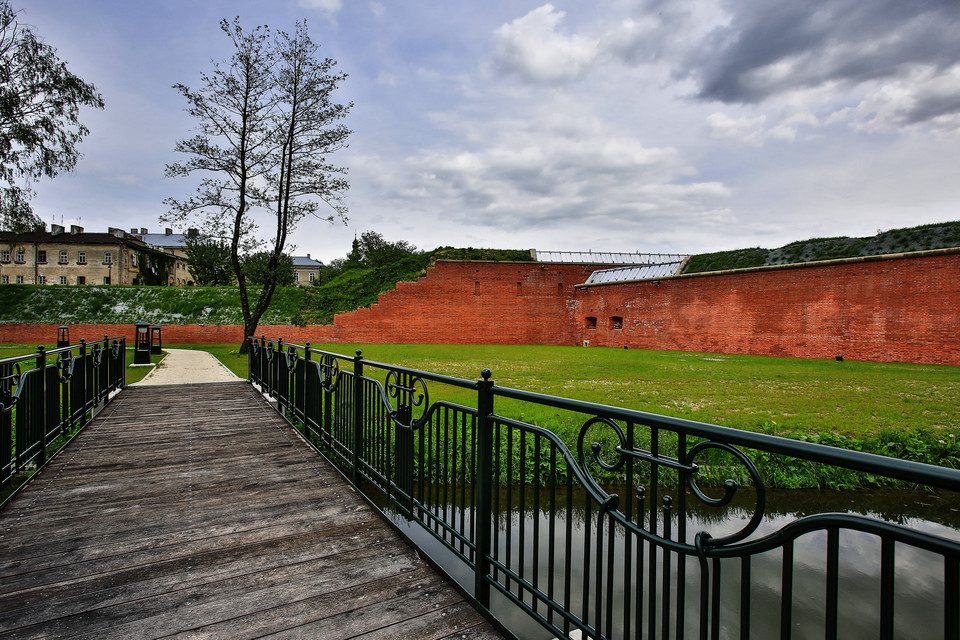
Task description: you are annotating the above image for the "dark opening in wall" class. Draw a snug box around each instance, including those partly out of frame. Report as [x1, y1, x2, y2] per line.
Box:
[610, 316, 623, 329]
[475, 281, 480, 295]
[517, 282, 522, 296]
[585, 316, 597, 329]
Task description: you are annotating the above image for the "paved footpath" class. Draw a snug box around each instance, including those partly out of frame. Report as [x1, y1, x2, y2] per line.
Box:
[134, 348, 239, 385]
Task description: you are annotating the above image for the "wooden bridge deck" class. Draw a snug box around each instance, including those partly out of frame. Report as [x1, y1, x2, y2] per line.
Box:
[0, 382, 502, 639]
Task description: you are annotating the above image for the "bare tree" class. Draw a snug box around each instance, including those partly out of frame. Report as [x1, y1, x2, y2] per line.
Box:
[164, 18, 350, 349]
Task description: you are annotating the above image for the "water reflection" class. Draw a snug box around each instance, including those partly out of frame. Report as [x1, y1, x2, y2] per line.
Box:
[375, 487, 959, 640]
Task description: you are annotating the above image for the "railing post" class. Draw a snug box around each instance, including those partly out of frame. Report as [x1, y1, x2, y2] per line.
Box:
[475, 368, 494, 609]
[352, 349, 364, 486]
[302, 342, 311, 431]
[78, 340, 88, 427]
[36, 345, 47, 465]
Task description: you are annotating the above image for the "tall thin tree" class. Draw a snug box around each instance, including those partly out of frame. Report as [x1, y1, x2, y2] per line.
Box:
[165, 18, 350, 349]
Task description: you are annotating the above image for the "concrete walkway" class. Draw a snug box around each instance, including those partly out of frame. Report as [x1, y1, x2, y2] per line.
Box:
[133, 348, 239, 385]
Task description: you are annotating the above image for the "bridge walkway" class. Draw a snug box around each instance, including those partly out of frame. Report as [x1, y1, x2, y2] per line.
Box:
[0, 381, 502, 639]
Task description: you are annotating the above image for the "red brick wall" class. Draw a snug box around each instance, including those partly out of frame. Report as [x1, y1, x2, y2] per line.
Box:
[2, 252, 958, 365]
[573, 252, 960, 365]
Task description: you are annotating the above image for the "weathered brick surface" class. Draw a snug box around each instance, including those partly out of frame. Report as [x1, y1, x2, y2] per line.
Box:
[2, 253, 958, 365]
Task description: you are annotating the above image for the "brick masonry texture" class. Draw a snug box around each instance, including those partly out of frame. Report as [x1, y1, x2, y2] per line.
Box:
[2, 252, 958, 365]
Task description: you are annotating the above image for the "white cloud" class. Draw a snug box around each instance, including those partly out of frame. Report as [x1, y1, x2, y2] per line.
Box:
[369, 2, 385, 18]
[297, 0, 343, 13]
[491, 4, 599, 85]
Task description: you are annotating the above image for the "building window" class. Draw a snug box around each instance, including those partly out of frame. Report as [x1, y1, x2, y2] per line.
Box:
[517, 282, 522, 296]
[308, 272, 315, 283]
[610, 316, 623, 330]
[14, 248, 24, 263]
[38, 274, 46, 284]
[104, 251, 112, 264]
[104, 276, 111, 285]
[294, 271, 300, 282]
[37, 250, 47, 263]
[59, 250, 68, 264]
[15, 275, 23, 284]
[77, 276, 86, 285]
[0, 275, 7, 284]
[59, 276, 67, 285]
[0, 250, 8, 262]
[78, 251, 86, 264]
[132, 253, 138, 267]
[585, 316, 597, 329]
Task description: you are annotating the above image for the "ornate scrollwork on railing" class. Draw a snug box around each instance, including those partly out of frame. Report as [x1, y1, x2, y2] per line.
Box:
[265, 341, 275, 362]
[251, 339, 261, 356]
[111, 340, 122, 360]
[576, 415, 767, 550]
[57, 351, 75, 383]
[91, 342, 104, 368]
[0, 362, 22, 412]
[318, 354, 340, 391]
[384, 370, 429, 429]
[284, 346, 298, 373]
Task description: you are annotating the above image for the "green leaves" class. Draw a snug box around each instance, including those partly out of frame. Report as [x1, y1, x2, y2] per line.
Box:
[0, 1, 104, 231]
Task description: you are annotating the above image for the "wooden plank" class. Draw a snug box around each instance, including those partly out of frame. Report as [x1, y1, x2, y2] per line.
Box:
[0, 382, 502, 639]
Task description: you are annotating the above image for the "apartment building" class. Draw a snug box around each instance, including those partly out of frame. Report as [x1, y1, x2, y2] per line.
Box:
[0, 225, 181, 286]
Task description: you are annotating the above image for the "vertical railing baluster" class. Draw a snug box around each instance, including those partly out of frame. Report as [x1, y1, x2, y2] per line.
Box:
[351, 350, 363, 485]
[740, 556, 751, 640]
[36, 346, 46, 466]
[662, 496, 673, 640]
[474, 368, 494, 609]
[826, 528, 839, 640]
[710, 558, 721, 640]
[781, 541, 794, 639]
[880, 538, 894, 640]
[945, 556, 958, 640]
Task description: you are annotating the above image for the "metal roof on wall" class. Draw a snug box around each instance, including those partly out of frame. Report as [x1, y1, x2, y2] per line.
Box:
[534, 250, 688, 265]
[582, 260, 686, 284]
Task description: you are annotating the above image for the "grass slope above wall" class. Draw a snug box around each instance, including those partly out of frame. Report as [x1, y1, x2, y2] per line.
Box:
[0, 285, 308, 325]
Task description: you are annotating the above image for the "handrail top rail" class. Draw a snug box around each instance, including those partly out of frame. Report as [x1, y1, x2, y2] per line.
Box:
[248, 335, 960, 493]
[0, 337, 126, 367]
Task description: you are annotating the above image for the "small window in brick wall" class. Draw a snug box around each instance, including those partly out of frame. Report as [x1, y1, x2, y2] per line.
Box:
[585, 316, 597, 329]
[517, 282, 522, 296]
[610, 316, 623, 329]
[475, 281, 480, 295]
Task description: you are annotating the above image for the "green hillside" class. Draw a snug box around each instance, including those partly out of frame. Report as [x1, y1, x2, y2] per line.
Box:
[683, 221, 960, 274]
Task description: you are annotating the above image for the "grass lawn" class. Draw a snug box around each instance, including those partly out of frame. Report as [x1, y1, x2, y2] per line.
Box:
[169, 342, 960, 440]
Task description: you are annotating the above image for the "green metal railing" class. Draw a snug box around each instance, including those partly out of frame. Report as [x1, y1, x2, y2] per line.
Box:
[249, 336, 960, 640]
[1, 337, 126, 502]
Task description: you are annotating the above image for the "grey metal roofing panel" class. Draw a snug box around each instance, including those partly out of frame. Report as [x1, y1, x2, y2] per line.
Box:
[583, 261, 685, 284]
[292, 256, 323, 267]
[140, 233, 187, 247]
[535, 250, 688, 265]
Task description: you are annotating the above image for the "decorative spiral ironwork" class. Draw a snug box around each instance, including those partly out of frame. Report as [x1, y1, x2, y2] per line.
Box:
[251, 339, 260, 356]
[0, 362, 22, 412]
[284, 346, 298, 373]
[111, 340, 122, 359]
[319, 354, 340, 390]
[686, 440, 766, 546]
[57, 351, 74, 383]
[385, 370, 429, 428]
[575, 414, 767, 549]
[265, 342, 275, 361]
[91, 342, 104, 367]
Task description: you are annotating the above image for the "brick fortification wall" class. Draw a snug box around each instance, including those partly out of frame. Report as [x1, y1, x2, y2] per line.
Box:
[2, 251, 957, 365]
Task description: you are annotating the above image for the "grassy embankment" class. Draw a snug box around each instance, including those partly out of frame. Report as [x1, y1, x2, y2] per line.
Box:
[172, 342, 960, 488]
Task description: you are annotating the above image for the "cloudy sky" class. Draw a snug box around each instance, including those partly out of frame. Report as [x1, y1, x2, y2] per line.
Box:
[17, 0, 960, 263]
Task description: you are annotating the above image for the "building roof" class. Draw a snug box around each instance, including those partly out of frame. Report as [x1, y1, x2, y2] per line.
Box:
[292, 256, 323, 267]
[534, 250, 689, 265]
[139, 233, 187, 249]
[0, 230, 154, 249]
[582, 259, 688, 285]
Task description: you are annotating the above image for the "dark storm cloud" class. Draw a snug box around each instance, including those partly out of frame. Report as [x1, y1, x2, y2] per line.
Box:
[685, 0, 960, 109]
